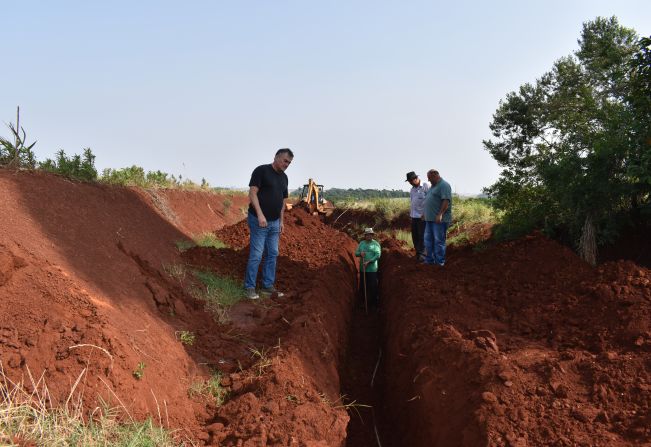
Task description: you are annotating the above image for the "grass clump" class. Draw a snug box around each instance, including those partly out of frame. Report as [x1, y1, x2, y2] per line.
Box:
[0, 366, 183, 446]
[163, 263, 187, 283]
[248, 347, 273, 377]
[223, 198, 232, 214]
[191, 270, 242, 322]
[174, 240, 196, 252]
[188, 372, 228, 406]
[176, 331, 195, 346]
[132, 362, 146, 380]
[174, 234, 227, 253]
[194, 233, 227, 249]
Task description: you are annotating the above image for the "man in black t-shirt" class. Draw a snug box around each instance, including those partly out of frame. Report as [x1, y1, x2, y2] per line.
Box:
[244, 148, 293, 299]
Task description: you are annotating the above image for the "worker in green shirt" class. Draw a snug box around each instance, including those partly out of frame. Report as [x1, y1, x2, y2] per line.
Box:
[354, 227, 381, 309]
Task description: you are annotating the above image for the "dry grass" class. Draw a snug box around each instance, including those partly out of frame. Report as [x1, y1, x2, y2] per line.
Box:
[0, 363, 189, 446]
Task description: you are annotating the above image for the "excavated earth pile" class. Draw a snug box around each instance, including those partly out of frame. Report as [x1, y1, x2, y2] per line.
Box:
[182, 210, 360, 445]
[0, 170, 359, 446]
[379, 236, 651, 446]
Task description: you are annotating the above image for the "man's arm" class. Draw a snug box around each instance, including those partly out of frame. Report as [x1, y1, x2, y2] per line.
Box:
[436, 199, 449, 223]
[249, 186, 268, 227]
[280, 199, 285, 233]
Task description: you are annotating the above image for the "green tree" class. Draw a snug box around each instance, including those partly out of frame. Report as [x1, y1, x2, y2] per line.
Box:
[484, 17, 650, 263]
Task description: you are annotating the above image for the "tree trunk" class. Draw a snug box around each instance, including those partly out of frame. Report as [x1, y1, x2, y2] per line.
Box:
[579, 214, 597, 266]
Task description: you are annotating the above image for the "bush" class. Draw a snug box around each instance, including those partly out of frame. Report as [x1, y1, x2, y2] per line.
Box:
[100, 165, 148, 186]
[39, 148, 98, 181]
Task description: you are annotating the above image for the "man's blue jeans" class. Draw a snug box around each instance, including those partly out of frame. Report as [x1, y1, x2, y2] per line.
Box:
[244, 212, 280, 289]
[424, 221, 449, 265]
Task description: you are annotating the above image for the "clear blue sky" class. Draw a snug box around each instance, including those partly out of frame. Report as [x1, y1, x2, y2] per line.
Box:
[2, 1, 649, 194]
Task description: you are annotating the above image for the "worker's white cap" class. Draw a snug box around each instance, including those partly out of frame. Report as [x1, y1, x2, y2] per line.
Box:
[364, 227, 374, 235]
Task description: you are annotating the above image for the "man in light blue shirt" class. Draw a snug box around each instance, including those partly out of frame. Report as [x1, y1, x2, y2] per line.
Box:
[423, 169, 452, 266]
[405, 171, 429, 260]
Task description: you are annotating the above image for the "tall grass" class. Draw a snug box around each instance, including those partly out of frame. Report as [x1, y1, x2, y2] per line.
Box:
[452, 197, 498, 224]
[0, 365, 186, 446]
[334, 197, 409, 222]
[392, 229, 414, 249]
[448, 197, 500, 246]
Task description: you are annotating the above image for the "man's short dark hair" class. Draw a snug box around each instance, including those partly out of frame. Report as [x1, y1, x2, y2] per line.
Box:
[276, 148, 294, 158]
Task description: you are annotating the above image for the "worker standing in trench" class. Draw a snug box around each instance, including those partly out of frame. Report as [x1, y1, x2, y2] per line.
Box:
[355, 227, 382, 310]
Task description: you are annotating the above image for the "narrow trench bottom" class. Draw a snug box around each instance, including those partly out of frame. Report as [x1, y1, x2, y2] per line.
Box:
[341, 303, 388, 447]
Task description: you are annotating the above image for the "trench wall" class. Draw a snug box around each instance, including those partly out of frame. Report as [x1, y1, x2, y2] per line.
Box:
[379, 248, 498, 446]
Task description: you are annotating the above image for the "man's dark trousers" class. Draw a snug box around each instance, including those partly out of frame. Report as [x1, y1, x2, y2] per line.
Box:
[411, 217, 426, 259]
[360, 271, 379, 308]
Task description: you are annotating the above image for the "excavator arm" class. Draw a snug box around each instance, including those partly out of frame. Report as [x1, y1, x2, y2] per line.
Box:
[296, 178, 333, 215]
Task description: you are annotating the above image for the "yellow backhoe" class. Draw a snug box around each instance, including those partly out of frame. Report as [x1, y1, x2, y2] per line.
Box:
[287, 178, 334, 215]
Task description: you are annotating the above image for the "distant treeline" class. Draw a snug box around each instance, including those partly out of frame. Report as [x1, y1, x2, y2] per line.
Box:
[291, 187, 409, 202]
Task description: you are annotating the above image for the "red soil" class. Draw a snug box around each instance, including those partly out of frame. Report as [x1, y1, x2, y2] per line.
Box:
[2, 168, 650, 446]
[380, 236, 651, 446]
[138, 188, 249, 236]
[0, 170, 358, 445]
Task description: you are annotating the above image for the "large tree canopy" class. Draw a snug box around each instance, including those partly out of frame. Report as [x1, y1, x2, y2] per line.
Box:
[484, 17, 651, 260]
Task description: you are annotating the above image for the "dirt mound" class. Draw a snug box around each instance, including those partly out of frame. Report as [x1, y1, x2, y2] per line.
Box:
[212, 211, 354, 270]
[140, 189, 249, 236]
[379, 234, 651, 445]
[0, 169, 360, 445]
[0, 170, 215, 432]
[181, 208, 359, 445]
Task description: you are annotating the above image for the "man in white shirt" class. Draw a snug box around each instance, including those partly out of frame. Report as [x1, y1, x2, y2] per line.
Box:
[405, 171, 430, 261]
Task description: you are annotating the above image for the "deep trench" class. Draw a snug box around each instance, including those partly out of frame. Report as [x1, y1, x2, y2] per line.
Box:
[341, 278, 390, 447]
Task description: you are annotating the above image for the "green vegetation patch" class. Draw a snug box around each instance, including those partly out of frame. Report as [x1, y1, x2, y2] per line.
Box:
[39, 148, 98, 181]
[194, 233, 228, 249]
[189, 371, 228, 406]
[448, 197, 499, 247]
[392, 229, 414, 249]
[176, 330, 196, 346]
[191, 270, 243, 322]
[175, 233, 228, 252]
